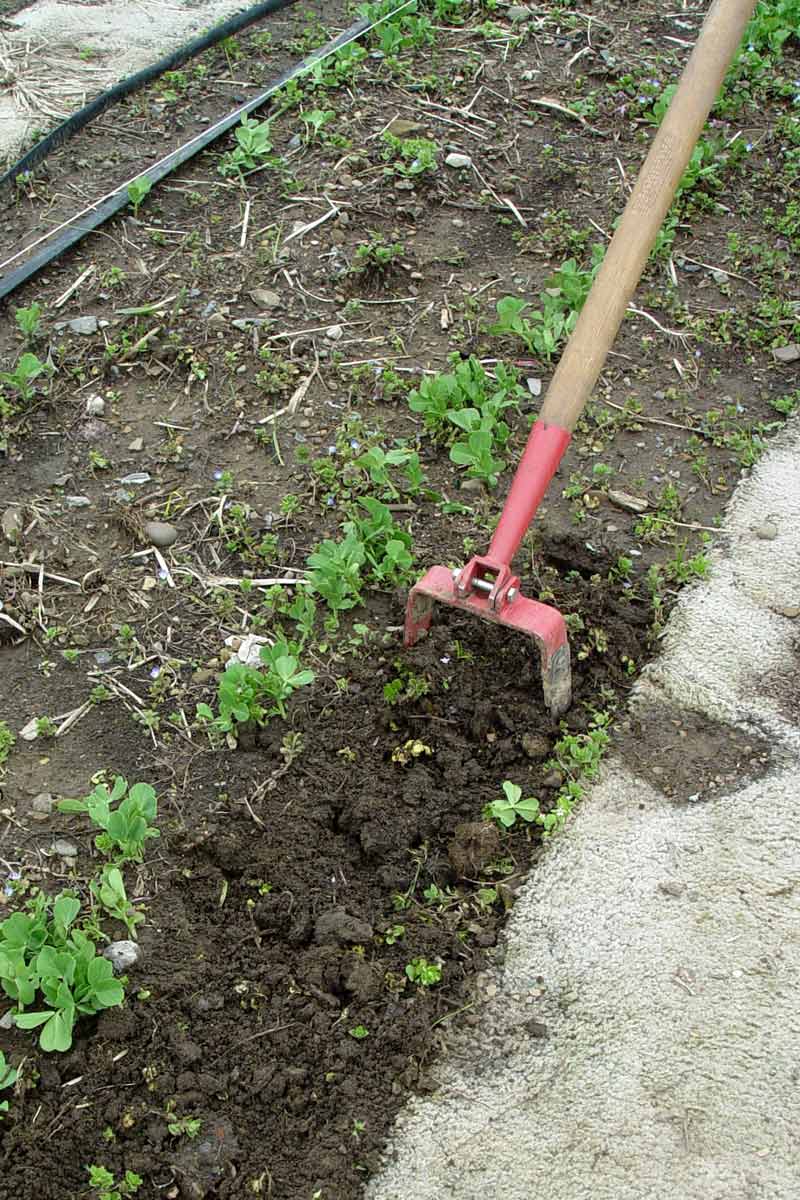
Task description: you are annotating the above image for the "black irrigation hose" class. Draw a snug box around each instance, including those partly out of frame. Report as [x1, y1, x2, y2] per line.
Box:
[0, 12, 394, 304]
[0, 0, 299, 191]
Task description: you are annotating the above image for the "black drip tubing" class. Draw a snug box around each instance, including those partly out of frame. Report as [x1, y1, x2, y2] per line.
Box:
[0, 0, 299, 191]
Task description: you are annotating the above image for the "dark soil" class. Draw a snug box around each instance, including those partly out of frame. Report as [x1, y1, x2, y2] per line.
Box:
[0, 2, 798, 1198]
[618, 701, 772, 804]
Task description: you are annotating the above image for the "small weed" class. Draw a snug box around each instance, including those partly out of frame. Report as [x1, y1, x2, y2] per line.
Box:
[1, 352, 50, 403]
[87, 1165, 142, 1200]
[90, 866, 143, 941]
[57, 777, 160, 864]
[381, 133, 439, 179]
[219, 116, 274, 177]
[348, 1025, 369, 1039]
[484, 781, 540, 828]
[126, 177, 152, 217]
[0, 721, 14, 768]
[167, 1114, 202, 1138]
[199, 641, 314, 736]
[408, 356, 524, 444]
[14, 301, 42, 344]
[0, 1050, 17, 1118]
[491, 248, 603, 361]
[405, 957, 442, 986]
[352, 233, 404, 274]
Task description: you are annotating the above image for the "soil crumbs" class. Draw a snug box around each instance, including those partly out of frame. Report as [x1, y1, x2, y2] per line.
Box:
[0, 2, 798, 1199]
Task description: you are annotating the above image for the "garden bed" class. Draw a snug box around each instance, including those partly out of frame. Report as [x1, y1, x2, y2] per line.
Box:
[0, 2, 798, 1197]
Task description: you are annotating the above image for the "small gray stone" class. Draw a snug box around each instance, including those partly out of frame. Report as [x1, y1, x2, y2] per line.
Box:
[30, 792, 54, 819]
[772, 343, 799, 364]
[128, 437, 144, 451]
[776, 604, 800, 619]
[68, 315, 99, 336]
[658, 880, 686, 898]
[65, 495, 91, 509]
[507, 4, 532, 21]
[52, 838, 78, 858]
[608, 489, 649, 515]
[1, 505, 23, 539]
[84, 394, 105, 416]
[0, 1010, 15, 1030]
[143, 520, 179, 548]
[445, 152, 473, 169]
[249, 288, 281, 309]
[756, 520, 778, 541]
[103, 940, 140, 973]
[541, 769, 564, 789]
[325, 324, 343, 341]
[711, 269, 729, 286]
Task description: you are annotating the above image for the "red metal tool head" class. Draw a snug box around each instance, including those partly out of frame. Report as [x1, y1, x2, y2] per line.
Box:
[404, 561, 571, 718]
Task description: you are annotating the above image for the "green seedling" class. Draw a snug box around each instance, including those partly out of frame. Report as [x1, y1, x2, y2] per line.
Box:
[87, 1165, 142, 1200]
[342, 497, 414, 587]
[449, 429, 505, 487]
[14, 301, 42, 343]
[219, 115, 274, 176]
[258, 641, 315, 718]
[300, 107, 334, 140]
[348, 1025, 369, 1039]
[484, 781, 541, 828]
[352, 234, 404, 273]
[57, 777, 160, 864]
[0, 892, 125, 1052]
[0, 1050, 17, 1118]
[91, 866, 143, 940]
[381, 133, 439, 178]
[0, 721, 14, 767]
[167, 1114, 202, 1138]
[0, 352, 49, 402]
[408, 356, 524, 443]
[200, 641, 315, 733]
[307, 532, 365, 614]
[405, 957, 442, 986]
[126, 176, 152, 217]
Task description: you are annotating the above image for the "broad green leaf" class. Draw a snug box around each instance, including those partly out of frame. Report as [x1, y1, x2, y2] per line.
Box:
[39, 1007, 74, 1053]
[53, 895, 80, 931]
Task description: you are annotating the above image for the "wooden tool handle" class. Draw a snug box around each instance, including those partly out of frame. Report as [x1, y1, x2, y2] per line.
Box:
[540, 0, 757, 432]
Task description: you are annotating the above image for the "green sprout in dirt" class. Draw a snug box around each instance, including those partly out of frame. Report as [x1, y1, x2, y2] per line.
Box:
[0, 721, 14, 769]
[167, 1113, 202, 1139]
[352, 233, 404, 274]
[14, 301, 42, 344]
[0, 352, 50, 403]
[408, 356, 524, 444]
[90, 866, 144, 941]
[540, 713, 612, 837]
[126, 176, 152, 217]
[87, 1165, 142, 1200]
[349, 1024, 369, 1039]
[58, 777, 160, 864]
[219, 115, 274, 177]
[0, 1050, 17, 1118]
[0, 891, 125, 1052]
[198, 641, 314, 735]
[405, 957, 442, 986]
[300, 107, 334, 141]
[383, 663, 430, 706]
[491, 248, 604, 361]
[381, 132, 439, 179]
[484, 781, 541, 829]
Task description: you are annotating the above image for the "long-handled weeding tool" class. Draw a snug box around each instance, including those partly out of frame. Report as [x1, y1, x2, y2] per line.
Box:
[404, 0, 757, 716]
